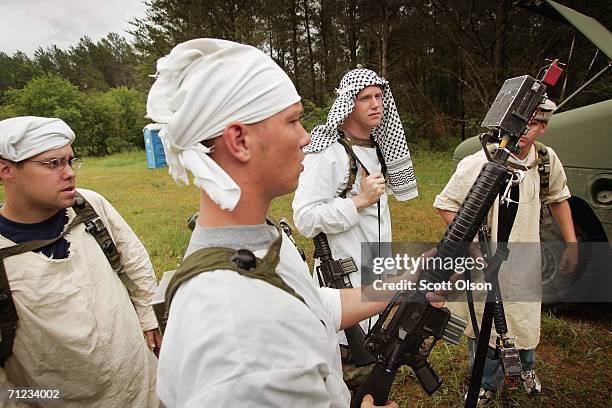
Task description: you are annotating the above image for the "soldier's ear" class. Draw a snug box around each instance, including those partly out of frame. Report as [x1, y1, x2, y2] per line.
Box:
[221, 121, 251, 163]
[0, 159, 15, 180]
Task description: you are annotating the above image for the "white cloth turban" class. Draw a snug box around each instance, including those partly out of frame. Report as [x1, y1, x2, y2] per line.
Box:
[146, 38, 301, 210]
[0, 116, 75, 161]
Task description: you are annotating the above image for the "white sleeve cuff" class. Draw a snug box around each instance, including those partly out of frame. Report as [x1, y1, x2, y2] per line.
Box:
[317, 287, 343, 332]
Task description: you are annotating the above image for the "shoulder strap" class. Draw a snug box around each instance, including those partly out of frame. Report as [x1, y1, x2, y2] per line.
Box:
[164, 220, 304, 313]
[0, 215, 83, 367]
[337, 132, 388, 199]
[72, 192, 137, 291]
[337, 136, 359, 199]
[534, 141, 550, 200]
[337, 132, 384, 255]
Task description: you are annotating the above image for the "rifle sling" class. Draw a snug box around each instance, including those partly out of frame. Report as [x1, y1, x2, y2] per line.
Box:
[337, 135, 363, 199]
[464, 269, 479, 338]
[465, 296, 496, 407]
[72, 193, 137, 291]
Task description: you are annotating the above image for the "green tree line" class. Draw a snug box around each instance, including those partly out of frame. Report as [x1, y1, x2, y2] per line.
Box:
[0, 34, 149, 155]
[1, 0, 610, 155]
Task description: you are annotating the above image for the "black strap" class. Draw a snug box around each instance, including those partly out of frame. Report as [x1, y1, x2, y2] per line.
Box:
[465, 243, 511, 407]
[465, 294, 495, 407]
[534, 141, 550, 199]
[466, 227, 492, 339]
[0, 215, 83, 367]
[73, 193, 136, 291]
[464, 268, 480, 338]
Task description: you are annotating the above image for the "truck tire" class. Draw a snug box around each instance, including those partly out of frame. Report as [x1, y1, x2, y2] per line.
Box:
[540, 204, 605, 305]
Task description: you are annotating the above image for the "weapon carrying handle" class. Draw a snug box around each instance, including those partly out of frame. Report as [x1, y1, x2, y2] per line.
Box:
[312, 232, 333, 262]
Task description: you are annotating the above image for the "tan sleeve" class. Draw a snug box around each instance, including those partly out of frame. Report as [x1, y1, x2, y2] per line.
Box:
[78, 189, 159, 331]
[433, 153, 485, 212]
[543, 147, 571, 205]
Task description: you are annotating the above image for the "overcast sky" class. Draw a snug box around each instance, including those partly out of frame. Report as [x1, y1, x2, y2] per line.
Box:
[0, 0, 147, 56]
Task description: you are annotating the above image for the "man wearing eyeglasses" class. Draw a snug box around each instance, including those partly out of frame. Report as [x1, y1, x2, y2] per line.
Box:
[0, 116, 160, 407]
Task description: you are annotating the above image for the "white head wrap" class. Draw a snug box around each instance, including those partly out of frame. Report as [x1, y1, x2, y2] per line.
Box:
[0, 116, 75, 161]
[305, 68, 418, 201]
[146, 38, 301, 210]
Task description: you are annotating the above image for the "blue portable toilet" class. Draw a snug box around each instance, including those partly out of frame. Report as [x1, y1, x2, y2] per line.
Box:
[143, 124, 167, 168]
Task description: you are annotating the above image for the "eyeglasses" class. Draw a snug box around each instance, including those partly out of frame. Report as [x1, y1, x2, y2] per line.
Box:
[29, 157, 83, 171]
[529, 119, 548, 126]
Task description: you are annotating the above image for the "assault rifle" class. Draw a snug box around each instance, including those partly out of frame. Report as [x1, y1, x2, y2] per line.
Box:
[313, 232, 376, 367]
[351, 60, 563, 407]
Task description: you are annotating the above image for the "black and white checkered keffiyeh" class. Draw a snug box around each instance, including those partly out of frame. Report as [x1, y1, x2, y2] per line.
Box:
[305, 68, 418, 201]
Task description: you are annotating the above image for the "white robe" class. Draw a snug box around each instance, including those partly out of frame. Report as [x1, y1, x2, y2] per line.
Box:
[157, 229, 349, 408]
[434, 146, 570, 349]
[293, 141, 392, 335]
[0, 188, 159, 408]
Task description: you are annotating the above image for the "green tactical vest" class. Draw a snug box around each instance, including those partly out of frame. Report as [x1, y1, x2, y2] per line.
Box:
[164, 221, 304, 320]
[534, 141, 551, 199]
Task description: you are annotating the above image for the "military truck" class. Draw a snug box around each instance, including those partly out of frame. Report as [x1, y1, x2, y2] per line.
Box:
[453, 0, 611, 303]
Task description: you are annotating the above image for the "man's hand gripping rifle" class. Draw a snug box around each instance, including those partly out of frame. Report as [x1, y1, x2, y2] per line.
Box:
[313, 232, 376, 367]
[351, 60, 563, 407]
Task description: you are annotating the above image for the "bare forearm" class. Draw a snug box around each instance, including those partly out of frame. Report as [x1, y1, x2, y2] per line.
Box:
[437, 209, 456, 226]
[338, 271, 422, 329]
[339, 288, 387, 329]
[549, 201, 577, 243]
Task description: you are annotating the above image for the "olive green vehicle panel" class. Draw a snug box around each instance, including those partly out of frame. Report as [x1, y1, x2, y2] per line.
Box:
[563, 169, 611, 233]
[517, 0, 612, 60]
[539, 99, 612, 170]
[452, 137, 480, 164]
[545, 0, 612, 60]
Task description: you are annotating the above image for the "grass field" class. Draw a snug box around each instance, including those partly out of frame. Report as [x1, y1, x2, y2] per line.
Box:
[72, 149, 455, 273]
[6, 149, 610, 407]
